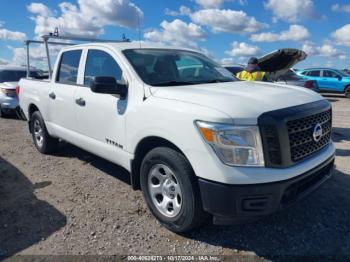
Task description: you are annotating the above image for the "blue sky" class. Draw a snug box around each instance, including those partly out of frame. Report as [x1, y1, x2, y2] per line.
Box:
[0, 0, 349, 70]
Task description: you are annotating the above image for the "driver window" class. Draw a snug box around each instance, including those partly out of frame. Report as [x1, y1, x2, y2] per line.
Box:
[323, 70, 338, 78]
[84, 50, 122, 86]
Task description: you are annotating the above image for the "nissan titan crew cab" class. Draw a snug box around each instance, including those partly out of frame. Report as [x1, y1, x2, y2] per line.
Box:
[18, 41, 335, 232]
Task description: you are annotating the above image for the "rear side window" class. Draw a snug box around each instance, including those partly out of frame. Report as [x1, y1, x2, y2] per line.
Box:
[56, 50, 82, 84]
[307, 70, 320, 77]
[84, 50, 122, 86]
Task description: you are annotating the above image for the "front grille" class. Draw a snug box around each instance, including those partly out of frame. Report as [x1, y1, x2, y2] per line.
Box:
[258, 100, 332, 168]
[287, 109, 332, 162]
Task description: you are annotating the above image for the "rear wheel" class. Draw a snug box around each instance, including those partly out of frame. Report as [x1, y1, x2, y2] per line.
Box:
[0, 106, 6, 118]
[140, 147, 207, 232]
[30, 111, 58, 154]
[345, 86, 350, 98]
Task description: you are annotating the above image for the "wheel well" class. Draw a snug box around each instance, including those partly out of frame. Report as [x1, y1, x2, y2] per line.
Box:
[130, 136, 183, 190]
[28, 104, 39, 133]
[28, 104, 39, 119]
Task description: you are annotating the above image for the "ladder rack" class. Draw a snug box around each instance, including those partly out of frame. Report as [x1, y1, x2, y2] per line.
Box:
[26, 33, 130, 78]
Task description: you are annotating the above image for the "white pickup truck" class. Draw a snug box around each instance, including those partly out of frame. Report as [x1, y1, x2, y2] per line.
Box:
[19, 41, 335, 232]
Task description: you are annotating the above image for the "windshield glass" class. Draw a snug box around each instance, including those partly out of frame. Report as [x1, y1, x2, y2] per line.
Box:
[0, 70, 27, 82]
[123, 49, 235, 86]
[335, 69, 350, 77]
[282, 70, 304, 80]
[0, 70, 43, 82]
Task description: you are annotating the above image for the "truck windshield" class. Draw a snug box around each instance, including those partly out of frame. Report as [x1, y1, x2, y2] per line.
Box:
[0, 70, 27, 82]
[123, 49, 236, 86]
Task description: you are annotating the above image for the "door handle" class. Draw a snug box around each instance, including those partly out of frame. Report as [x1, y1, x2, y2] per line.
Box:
[75, 98, 86, 106]
[49, 92, 56, 99]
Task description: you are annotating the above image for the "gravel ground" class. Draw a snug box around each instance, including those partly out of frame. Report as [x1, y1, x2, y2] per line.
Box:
[0, 95, 349, 260]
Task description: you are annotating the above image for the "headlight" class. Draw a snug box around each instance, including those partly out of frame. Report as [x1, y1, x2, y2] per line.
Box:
[196, 121, 264, 167]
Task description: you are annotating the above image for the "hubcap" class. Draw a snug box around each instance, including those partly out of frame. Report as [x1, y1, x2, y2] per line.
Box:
[147, 164, 182, 218]
[33, 119, 44, 147]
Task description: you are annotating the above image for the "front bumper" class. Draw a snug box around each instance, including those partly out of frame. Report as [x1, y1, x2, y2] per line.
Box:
[198, 156, 334, 225]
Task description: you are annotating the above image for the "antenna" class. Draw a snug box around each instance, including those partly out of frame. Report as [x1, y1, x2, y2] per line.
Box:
[137, 12, 142, 48]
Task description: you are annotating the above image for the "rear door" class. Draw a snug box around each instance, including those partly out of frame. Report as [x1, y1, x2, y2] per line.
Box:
[321, 70, 343, 92]
[305, 70, 323, 90]
[49, 49, 82, 134]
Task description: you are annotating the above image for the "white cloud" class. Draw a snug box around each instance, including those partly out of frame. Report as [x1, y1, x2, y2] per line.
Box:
[0, 58, 10, 65]
[7, 44, 62, 69]
[220, 57, 236, 65]
[302, 42, 346, 59]
[0, 27, 26, 41]
[27, 3, 52, 17]
[264, 0, 318, 23]
[332, 4, 350, 13]
[225, 41, 261, 57]
[27, 0, 143, 38]
[165, 6, 191, 16]
[190, 9, 266, 34]
[144, 19, 206, 48]
[332, 24, 350, 46]
[250, 25, 309, 42]
[195, 0, 225, 8]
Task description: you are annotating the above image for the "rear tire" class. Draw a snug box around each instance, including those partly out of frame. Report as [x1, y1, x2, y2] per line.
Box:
[0, 106, 6, 118]
[140, 147, 207, 232]
[345, 86, 350, 98]
[30, 111, 58, 154]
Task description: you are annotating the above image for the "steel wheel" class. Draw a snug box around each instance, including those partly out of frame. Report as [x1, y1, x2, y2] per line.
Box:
[148, 164, 182, 218]
[33, 119, 44, 148]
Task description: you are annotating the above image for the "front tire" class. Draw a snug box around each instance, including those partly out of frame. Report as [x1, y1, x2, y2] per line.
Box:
[345, 86, 350, 98]
[140, 147, 207, 232]
[30, 111, 58, 154]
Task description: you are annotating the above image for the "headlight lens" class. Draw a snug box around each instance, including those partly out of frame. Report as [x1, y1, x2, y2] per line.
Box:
[196, 121, 264, 167]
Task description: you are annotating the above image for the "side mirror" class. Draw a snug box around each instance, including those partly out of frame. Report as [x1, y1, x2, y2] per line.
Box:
[90, 76, 127, 98]
[337, 75, 342, 81]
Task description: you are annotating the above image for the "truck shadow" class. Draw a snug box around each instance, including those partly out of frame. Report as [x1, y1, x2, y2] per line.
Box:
[0, 157, 66, 257]
[333, 127, 350, 142]
[186, 168, 350, 258]
[53, 142, 131, 186]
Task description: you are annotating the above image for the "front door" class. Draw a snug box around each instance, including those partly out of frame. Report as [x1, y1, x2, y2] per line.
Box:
[321, 70, 343, 92]
[74, 48, 127, 157]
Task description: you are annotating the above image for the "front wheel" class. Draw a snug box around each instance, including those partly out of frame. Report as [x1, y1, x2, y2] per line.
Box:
[345, 86, 350, 98]
[30, 111, 58, 154]
[140, 147, 207, 232]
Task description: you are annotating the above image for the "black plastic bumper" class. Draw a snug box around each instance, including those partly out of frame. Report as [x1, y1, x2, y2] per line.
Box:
[198, 156, 334, 225]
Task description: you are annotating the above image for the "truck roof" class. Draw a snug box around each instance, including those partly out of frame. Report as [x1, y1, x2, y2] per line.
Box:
[60, 41, 196, 52]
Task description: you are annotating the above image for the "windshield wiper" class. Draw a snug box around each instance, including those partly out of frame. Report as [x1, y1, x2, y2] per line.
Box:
[152, 80, 196, 86]
[202, 79, 234, 84]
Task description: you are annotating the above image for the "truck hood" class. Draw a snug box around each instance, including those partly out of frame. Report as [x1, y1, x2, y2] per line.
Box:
[0, 82, 17, 89]
[258, 48, 307, 81]
[150, 81, 323, 124]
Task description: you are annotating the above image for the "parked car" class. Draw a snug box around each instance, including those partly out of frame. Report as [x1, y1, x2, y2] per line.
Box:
[19, 41, 335, 232]
[343, 69, 350, 75]
[297, 68, 350, 98]
[0, 66, 43, 117]
[276, 69, 319, 92]
[223, 65, 244, 76]
[224, 49, 310, 88]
